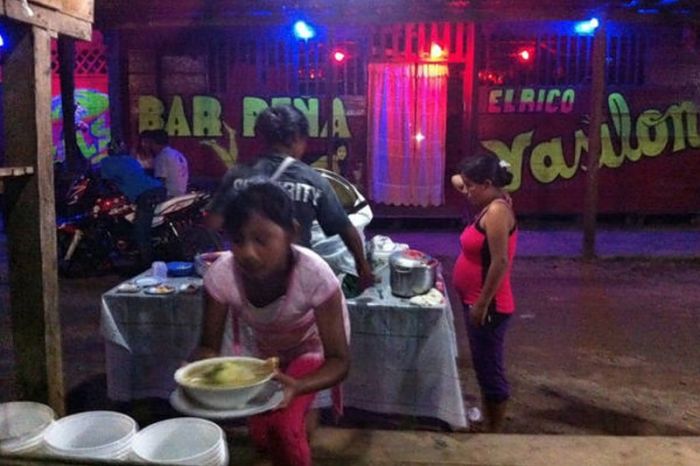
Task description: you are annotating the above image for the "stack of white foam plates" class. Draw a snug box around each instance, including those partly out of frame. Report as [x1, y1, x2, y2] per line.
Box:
[43, 411, 137, 460]
[0, 402, 56, 455]
[131, 417, 228, 466]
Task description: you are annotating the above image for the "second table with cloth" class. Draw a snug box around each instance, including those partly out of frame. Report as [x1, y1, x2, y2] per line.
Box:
[100, 260, 467, 428]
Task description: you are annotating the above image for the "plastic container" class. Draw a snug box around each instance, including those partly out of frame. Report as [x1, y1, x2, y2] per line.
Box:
[167, 261, 194, 277]
[131, 417, 228, 465]
[42, 411, 137, 460]
[0, 402, 56, 454]
[151, 261, 168, 280]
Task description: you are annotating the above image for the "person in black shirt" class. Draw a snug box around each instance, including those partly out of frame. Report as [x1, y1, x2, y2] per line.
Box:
[209, 104, 374, 290]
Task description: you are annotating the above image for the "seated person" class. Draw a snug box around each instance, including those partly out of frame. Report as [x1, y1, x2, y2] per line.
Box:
[100, 139, 165, 268]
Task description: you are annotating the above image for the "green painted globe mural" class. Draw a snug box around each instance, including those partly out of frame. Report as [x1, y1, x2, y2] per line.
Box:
[52, 89, 111, 164]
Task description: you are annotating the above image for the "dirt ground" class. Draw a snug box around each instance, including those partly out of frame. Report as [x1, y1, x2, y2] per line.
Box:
[1, 231, 699, 436]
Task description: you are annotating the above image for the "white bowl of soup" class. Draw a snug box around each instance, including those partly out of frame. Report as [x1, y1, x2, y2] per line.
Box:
[175, 357, 278, 410]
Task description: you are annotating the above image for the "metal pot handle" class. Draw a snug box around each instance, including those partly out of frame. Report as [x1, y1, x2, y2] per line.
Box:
[393, 265, 413, 274]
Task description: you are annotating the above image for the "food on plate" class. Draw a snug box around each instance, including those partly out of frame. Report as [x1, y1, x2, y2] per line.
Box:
[183, 357, 278, 388]
[146, 284, 175, 295]
[179, 282, 199, 294]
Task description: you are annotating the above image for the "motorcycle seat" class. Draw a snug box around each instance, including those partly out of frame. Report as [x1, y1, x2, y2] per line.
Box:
[154, 192, 207, 217]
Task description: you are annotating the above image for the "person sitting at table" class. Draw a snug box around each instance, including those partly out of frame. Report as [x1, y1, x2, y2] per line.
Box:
[192, 181, 350, 466]
[100, 138, 166, 270]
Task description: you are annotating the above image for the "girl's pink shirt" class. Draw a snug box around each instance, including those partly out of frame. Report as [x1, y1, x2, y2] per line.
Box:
[203, 245, 350, 365]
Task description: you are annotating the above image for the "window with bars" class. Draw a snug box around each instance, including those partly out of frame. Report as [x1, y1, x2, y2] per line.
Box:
[480, 31, 647, 87]
[208, 31, 367, 97]
[51, 44, 108, 76]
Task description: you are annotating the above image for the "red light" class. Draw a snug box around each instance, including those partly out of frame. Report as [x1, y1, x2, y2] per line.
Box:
[516, 48, 534, 63]
[430, 43, 444, 59]
[333, 50, 346, 63]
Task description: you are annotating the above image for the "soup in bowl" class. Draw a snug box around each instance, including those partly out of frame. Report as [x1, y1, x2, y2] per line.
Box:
[175, 356, 278, 409]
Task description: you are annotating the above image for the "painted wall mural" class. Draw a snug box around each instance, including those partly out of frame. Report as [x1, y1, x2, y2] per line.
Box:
[51, 88, 111, 164]
[481, 91, 700, 191]
[478, 86, 700, 214]
[132, 88, 699, 214]
[137, 95, 355, 170]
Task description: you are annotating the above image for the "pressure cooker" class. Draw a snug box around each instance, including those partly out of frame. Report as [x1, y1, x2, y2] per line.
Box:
[388, 249, 437, 298]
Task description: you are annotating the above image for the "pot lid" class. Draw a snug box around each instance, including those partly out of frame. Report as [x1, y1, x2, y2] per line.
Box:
[389, 249, 433, 267]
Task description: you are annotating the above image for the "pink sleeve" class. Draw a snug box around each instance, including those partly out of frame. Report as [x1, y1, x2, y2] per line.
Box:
[203, 253, 234, 304]
[304, 251, 341, 308]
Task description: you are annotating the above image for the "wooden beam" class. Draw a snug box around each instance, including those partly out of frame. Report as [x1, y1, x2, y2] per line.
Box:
[61, 0, 94, 22]
[30, 0, 62, 10]
[2, 24, 65, 416]
[583, 18, 607, 260]
[5, 0, 92, 40]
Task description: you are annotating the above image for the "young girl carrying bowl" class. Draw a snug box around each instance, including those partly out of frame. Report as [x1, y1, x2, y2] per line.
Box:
[191, 181, 350, 466]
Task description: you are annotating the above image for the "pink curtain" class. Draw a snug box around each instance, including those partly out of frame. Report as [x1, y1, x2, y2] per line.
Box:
[367, 63, 448, 206]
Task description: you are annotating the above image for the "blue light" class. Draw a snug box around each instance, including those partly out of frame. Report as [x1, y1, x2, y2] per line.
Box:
[575, 18, 600, 35]
[0, 33, 4, 47]
[293, 20, 315, 40]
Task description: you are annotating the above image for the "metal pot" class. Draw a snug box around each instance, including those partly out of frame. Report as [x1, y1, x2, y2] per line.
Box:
[389, 249, 438, 298]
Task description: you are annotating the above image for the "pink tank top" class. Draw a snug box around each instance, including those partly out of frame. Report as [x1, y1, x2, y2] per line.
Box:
[452, 200, 518, 313]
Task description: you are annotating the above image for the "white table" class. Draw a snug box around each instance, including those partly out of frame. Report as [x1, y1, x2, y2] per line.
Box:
[342, 266, 466, 428]
[100, 267, 466, 428]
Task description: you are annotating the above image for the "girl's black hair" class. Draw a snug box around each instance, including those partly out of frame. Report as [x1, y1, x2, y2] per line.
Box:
[254, 104, 310, 147]
[459, 153, 514, 188]
[222, 181, 296, 235]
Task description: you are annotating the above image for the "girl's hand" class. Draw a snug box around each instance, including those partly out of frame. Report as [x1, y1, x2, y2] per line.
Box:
[470, 303, 489, 327]
[273, 371, 301, 409]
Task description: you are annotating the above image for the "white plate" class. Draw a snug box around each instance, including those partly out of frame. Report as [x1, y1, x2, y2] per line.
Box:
[116, 283, 140, 293]
[170, 382, 284, 419]
[134, 277, 162, 287]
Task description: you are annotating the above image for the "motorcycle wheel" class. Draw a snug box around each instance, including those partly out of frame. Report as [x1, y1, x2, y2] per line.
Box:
[56, 229, 112, 278]
[178, 225, 224, 261]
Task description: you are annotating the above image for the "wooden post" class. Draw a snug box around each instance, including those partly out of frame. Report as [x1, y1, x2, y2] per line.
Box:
[582, 19, 607, 260]
[105, 29, 124, 142]
[2, 24, 65, 415]
[463, 22, 479, 157]
[58, 35, 86, 173]
[326, 30, 336, 168]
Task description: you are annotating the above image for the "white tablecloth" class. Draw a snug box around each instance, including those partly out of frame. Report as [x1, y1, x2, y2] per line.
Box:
[342, 266, 466, 428]
[100, 267, 466, 427]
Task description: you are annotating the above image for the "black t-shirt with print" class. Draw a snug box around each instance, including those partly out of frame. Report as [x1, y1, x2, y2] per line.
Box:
[211, 153, 351, 247]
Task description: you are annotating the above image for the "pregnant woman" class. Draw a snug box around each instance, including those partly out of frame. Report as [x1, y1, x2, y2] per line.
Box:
[452, 153, 518, 433]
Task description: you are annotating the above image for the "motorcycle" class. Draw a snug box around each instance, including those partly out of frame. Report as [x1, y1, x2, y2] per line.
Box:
[56, 172, 221, 277]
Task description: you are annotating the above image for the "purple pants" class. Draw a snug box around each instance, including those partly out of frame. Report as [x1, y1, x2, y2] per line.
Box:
[464, 304, 511, 403]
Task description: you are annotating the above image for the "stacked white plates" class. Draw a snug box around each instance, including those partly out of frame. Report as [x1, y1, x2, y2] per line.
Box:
[131, 417, 228, 466]
[0, 402, 56, 454]
[43, 411, 137, 460]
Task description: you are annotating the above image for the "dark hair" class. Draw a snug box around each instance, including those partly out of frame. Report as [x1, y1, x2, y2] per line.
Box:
[333, 138, 349, 152]
[254, 105, 309, 147]
[459, 153, 513, 188]
[141, 129, 169, 146]
[107, 138, 129, 156]
[222, 181, 296, 236]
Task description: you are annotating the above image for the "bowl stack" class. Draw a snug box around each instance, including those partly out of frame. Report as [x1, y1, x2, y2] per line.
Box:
[130, 417, 228, 466]
[0, 402, 56, 455]
[42, 411, 137, 460]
